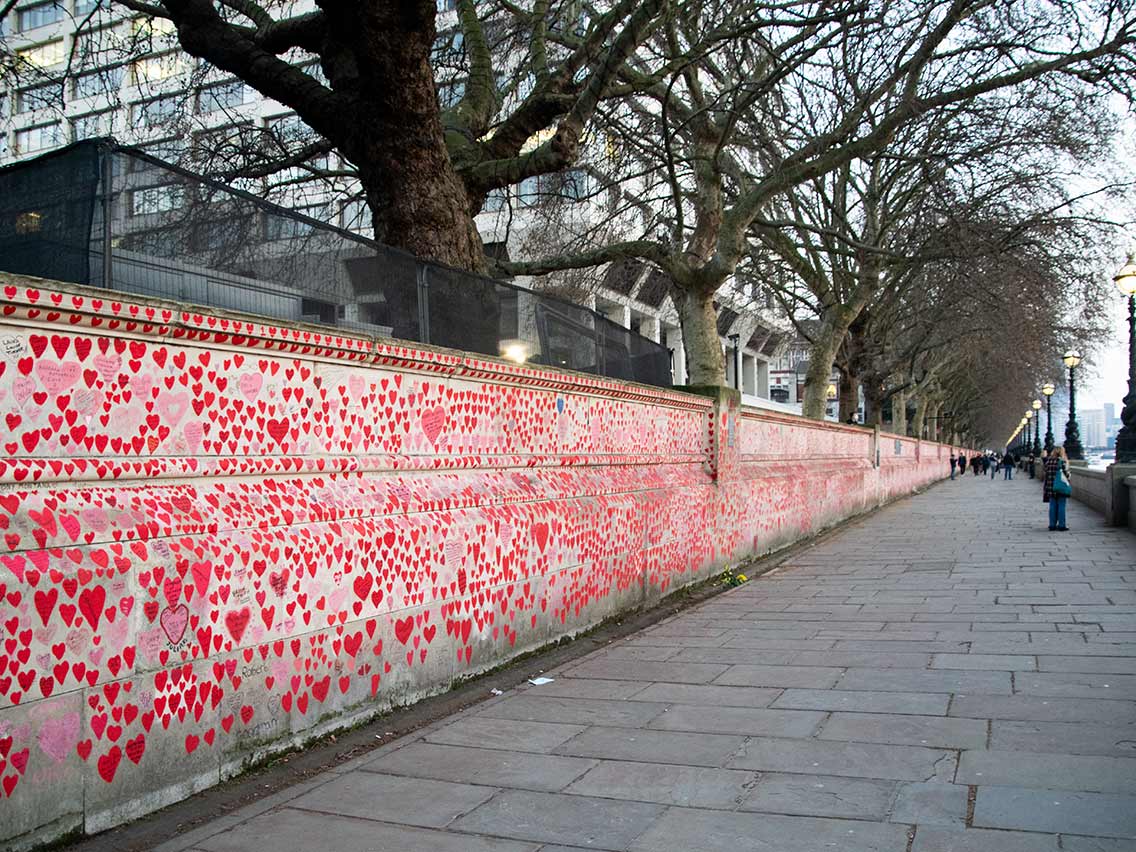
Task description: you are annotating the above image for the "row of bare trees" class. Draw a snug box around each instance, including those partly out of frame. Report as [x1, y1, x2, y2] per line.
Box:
[3, 0, 1134, 442]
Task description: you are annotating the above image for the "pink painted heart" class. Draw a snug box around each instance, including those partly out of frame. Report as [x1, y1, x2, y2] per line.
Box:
[421, 407, 446, 446]
[160, 604, 189, 644]
[37, 712, 80, 763]
[35, 360, 81, 395]
[238, 372, 263, 402]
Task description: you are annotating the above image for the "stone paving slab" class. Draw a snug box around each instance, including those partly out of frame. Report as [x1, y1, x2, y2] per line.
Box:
[627, 808, 911, 851]
[973, 786, 1136, 838]
[194, 808, 541, 852]
[771, 687, 951, 715]
[357, 742, 597, 791]
[955, 750, 1136, 793]
[562, 760, 756, 809]
[449, 790, 666, 849]
[817, 711, 988, 749]
[147, 475, 1136, 852]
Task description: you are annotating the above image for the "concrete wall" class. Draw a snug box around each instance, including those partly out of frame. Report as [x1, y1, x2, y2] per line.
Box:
[1068, 466, 1110, 516]
[0, 275, 960, 850]
[1128, 477, 1136, 529]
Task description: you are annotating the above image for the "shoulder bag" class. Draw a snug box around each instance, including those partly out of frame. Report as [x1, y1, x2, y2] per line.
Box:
[1053, 465, 1072, 497]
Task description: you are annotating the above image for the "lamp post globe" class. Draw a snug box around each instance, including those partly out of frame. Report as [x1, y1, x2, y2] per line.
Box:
[1031, 399, 1042, 456]
[1114, 257, 1136, 463]
[1041, 382, 1056, 453]
[1062, 349, 1084, 461]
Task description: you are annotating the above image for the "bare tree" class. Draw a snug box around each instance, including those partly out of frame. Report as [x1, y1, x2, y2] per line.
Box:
[502, 0, 1136, 391]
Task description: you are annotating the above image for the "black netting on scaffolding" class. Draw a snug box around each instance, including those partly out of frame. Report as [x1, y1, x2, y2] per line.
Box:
[0, 140, 672, 388]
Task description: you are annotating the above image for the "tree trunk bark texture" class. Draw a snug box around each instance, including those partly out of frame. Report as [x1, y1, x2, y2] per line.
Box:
[892, 389, 907, 435]
[675, 288, 725, 386]
[334, 5, 488, 272]
[839, 372, 860, 423]
[800, 306, 859, 421]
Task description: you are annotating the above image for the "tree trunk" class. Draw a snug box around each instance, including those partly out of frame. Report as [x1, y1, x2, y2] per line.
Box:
[928, 403, 941, 441]
[892, 389, 907, 435]
[800, 307, 859, 420]
[675, 287, 725, 386]
[912, 395, 928, 439]
[862, 379, 886, 428]
[839, 371, 860, 423]
[337, 5, 488, 271]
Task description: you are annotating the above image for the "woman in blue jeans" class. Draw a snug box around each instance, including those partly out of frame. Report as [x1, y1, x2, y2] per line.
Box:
[1042, 446, 1070, 531]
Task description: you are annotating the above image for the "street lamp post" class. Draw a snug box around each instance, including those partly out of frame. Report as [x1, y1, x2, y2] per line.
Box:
[1042, 382, 1055, 453]
[1062, 349, 1085, 461]
[1025, 410, 1035, 477]
[1114, 257, 1136, 463]
[1031, 399, 1042, 456]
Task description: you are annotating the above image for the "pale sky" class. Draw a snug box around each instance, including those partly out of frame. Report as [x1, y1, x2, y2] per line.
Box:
[1079, 293, 1130, 413]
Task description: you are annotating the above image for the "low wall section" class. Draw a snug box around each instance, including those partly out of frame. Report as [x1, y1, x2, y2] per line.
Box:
[0, 275, 958, 849]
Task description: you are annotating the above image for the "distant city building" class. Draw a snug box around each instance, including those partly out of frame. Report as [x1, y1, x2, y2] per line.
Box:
[0, 0, 788, 391]
[1080, 408, 1106, 449]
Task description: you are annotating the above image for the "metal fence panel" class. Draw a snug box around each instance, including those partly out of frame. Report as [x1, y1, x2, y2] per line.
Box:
[0, 140, 672, 388]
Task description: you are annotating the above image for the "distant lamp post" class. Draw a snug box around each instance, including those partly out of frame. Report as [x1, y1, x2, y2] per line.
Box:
[1031, 399, 1042, 456]
[1113, 257, 1136, 463]
[1041, 382, 1056, 453]
[1062, 349, 1084, 461]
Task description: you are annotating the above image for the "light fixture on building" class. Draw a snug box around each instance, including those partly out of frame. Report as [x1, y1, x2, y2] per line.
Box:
[499, 339, 530, 364]
[14, 211, 42, 234]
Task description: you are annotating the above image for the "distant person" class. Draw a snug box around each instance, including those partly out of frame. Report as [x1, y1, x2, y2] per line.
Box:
[981, 455, 990, 475]
[1027, 451, 1036, 479]
[1002, 451, 1014, 479]
[1042, 446, 1072, 531]
[957, 452, 967, 476]
[990, 454, 999, 479]
[949, 452, 958, 480]
[971, 455, 981, 475]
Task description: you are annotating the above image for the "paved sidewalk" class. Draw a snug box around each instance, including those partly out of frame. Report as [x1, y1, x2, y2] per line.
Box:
[155, 473, 1136, 852]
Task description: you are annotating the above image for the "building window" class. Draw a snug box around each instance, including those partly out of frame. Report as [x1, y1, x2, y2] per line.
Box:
[132, 51, 189, 84]
[482, 188, 508, 212]
[340, 198, 371, 234]
[265, 203, 331, 240]
[74, 0, 100, 14]
[140, 137, 184, 162]
[70, 110, 112, 140]
[436, 0, 457, 11]
[17, 1, 63, 31]
[14, 122, 63, 153]
[133, 94, 182, 128]
[15, 82, 58, 114]
[265, 112, 312, 142]
[129, 184, 185, 216]
[196, 80, 256, 113]
[17, 39, 65, 69]
[72, 65, 123, 98]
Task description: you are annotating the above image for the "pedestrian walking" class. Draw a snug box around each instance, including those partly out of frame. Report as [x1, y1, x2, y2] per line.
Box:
[971, 455, 981, 476]
[949, 452, 957, 480]
[1027, 451, 1036, 479]
[1002, 451, 1014, 480]
[957, 452, 967, 476]
[981, 455, 990, 475]
[1042, 446, 1072, 531]
[990, 453, 999, 479]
